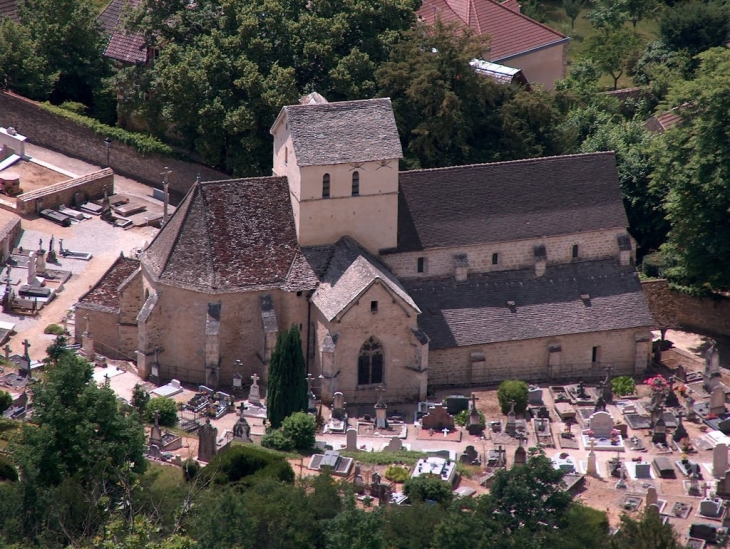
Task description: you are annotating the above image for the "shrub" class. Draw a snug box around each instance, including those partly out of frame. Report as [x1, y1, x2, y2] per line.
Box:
[0, 455, 17, 482]
[612, 376, 636, 396]
[454, 409, 485, 427]
[131, 383, 150, 416]
[384, 465, 410, 483]
[261, 429, 295, 452]
[203, 444, 294, 485]
[145, 397, 178, 427]
[403, 476, 453, 505]
[497, 380, 529, 415]
[43, 323, 65, 335]
[58, 101, 87, 115]
[182, 459, 200, 482]
[281, 412, 316, 451]
[0, 391, 11, 414]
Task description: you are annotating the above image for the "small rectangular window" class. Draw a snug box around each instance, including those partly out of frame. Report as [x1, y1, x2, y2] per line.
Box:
[492, 253, 499, 265]
[592, 346, 600, 363]
[370, 301, 378, 313]
[417, 257, 425, 273]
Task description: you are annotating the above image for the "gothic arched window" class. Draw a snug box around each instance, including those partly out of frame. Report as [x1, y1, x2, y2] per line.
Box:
[358, 337, 383, 385]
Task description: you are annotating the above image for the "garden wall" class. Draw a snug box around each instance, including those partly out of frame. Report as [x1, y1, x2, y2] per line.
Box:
[0, 91, 228, 194]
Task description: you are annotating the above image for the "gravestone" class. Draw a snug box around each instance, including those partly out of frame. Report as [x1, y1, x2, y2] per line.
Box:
[528, 385, 543, 406]
[505, 400, 517, 436]
[700, 497, 723, 518]
[385, 437, 402, 452]
[665, 379, 680, 408]
[686, 395, 698, 421]
[717, 470, 730, 498]
[332, 391, 346, 420]
[673, 412, 688, 443]
[248, 373, 261, 405]
[149, 410, 162, 447]
[233, 403, 251, 442]
[586, 438, 597, 476]
[635, 463, 652, 479]
[514, 444, 527, 466]
[346, 428, 358, 451]
[594, 395, 606, 413]
[646, 486, 658, 508]
[713, 443, 728, 478]
[148, 444, 161, 459]
[588, 411, 614, 438]
[652, 414, 667, 445]
[421, 404, 455, 431]
[616, 468, 627, 489]
[705, 344, 721, 389]
[710, 386, 726, 416]
[374, 389, 388, 429]
[463, 445, 479, 463]
[603, 366, 613, 402]
[198, 419, 218, 462]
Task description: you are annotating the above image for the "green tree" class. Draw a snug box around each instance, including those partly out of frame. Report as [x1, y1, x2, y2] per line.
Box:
[586, 0, 628, 31]
[563, 0, 585, 29]
[659, 1, 730, 57]
[623, 0, 657, 28]
[651, 48, 730, 291]
[281, 411, 316, 451]
[145, 397, 178, 427]
[402, 476, 453, 505]
[0, 391, 12, 414]
[266, 325, 308, 429]
[325, 495, 386, 549]
[610, 509, 684, 548]
[586, 26, 644, 89]
[0, 18, 56, 99]
[131, 383, 150, 417]
[497, 380, 529, 414]
[17, 0, 108, 103]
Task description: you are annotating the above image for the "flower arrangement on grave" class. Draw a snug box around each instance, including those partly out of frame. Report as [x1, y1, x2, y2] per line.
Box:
[586, 429, 595, 438]
[610, 429, 620, 445]
[707, 413, 719, 420]
[646, 375, 670, 395]
[677, 384, 688, 397]
[680, 438, 694, 453]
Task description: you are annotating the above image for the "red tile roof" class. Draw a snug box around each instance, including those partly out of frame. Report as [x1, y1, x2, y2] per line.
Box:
[419, 0, 567, 61]
[97, 0, 147, 64]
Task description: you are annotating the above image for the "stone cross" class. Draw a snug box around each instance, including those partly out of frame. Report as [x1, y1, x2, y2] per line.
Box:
[154, 345, 161, 363]
[38, 238, 43, 252]
[251, 373, 260, 387]
[22, 339, 30, 358]
[509, 399, 516, 415]
[306, 373, 315, 392]
[3, 345, 10, 360]
[442, 428, 450, 437]
[161, 167, 172, 222]
[59, 238, 64, 254]
[237, 401, 246, 416]
[49, 235, 54, 253]
[470, 392, 479, 410]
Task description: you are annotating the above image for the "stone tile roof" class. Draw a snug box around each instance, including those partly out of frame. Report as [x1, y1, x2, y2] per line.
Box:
[419, 0, 567, 61]
[77, 256, 140, 313]
[310, 236, 420, 321]
[405, 260, 654, 349]
[645, 110, 682, 133]
[281, 98, 403, 167]
[97, 0, 147, 64]
[394, 152, 628, 252]
[0, 0, 18, 21]
[142, 176, 318, 293]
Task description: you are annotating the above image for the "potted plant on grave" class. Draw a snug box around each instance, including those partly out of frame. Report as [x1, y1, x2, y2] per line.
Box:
[610, 429, 620, 445]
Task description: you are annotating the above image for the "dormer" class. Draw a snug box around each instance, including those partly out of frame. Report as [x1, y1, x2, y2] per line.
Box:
[270, 96, 404, 253]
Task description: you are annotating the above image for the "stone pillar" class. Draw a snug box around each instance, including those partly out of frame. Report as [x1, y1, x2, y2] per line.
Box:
[36, 250, 46, 274]
[26, 251, 36, 285]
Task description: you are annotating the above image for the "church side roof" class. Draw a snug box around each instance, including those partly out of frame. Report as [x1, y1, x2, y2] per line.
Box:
[0, 0, 18, 21]
[280, 98, 403, 167]
[310, 236, 420, 321]
[77, 256, 140, 313]
[143, 176, 318, 293]
[394, 152, 628, 253]
[405, 260, 654, 349]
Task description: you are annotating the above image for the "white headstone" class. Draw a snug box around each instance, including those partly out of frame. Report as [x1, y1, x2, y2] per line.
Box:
[713, 443, 728, 478]
[26, 251, 36, 285]
[586, 439, 597, 476]
[346, 427, 358, 451]
[588, 411, 614, 438]
[646, 486, 658, 507]
[710, 386, 726, 415]
[248, 373, 260, 405]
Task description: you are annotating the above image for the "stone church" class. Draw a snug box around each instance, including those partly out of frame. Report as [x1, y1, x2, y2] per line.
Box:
[76, 95, 654, 403]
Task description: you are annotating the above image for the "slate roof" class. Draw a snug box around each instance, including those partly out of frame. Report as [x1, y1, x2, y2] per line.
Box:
[278, 98, 403, 167]
[142, 176, 319, 293]
[309, 236, 420, 322]
[394, 152, 628, 252]
[77, 256, 140, 313]
[405, 260, 654, 349]
[419, 0, 567, 61]
[97, 0, 147, 64]
[0, 0, 17, 21]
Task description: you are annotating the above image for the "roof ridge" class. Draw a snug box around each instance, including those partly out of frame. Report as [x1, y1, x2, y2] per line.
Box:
[284, 97, 392, 112]
[400, 151, 616, 177]
[200, 175, 285, 186]
[484, 0, 566, 40]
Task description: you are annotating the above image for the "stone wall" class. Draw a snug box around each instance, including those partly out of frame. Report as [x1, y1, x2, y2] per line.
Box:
[0, 91, 228, 194]
[428, 327, 651, 387]
[655, 285, 730, 336]
[16, 169, 113, 215]
[382, 228, 631, 280]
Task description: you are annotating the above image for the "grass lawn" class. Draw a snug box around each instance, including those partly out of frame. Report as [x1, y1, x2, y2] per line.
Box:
[540, 0, 660, 87]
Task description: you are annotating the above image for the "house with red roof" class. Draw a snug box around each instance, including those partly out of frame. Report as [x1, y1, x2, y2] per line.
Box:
[419, 0, 569, 88]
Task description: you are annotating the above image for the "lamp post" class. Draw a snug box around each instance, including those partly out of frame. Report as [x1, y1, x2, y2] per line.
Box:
[103, 137, 112, 168]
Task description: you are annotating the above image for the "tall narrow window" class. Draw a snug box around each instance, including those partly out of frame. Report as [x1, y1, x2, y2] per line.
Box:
[572, 244, 579, 259]
[358, 337, 384, 385]
[417, 257, 425, 273]
[592, 346, 600, 364]
[322, 173, 330, 199]
[352, 171, 360, 196]
[492, 253, 499, 265]
[370, 300, 378, 313]
[284, 146, 288, 166]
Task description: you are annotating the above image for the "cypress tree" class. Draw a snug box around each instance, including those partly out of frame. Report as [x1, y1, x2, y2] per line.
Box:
[266, 324, 308, 428]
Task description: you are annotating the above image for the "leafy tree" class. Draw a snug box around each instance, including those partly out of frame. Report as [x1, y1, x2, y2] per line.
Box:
[0, 391, 12, 414]
[325, 495, 386, 549]
[557, 504, 610, 549]
[0, 455, 18, 482]
[659, 1, 730, 57]
[610, 509, 684, 548]
[586, 26, 644, 89]
[586, 0, 628, 31]
[623, 0, 657, 27]
[17, 0, 108, 104]
[632, 41, 691, 101]
[281, 411, 316, 451]
[266, 325, 308, 429]
[564, 0, 585, 29]
[403, 476, 453, 505]
[145, 397, 178, 427]
[0, 18, 56, 99]
[497, 380, 528, 414]
[651, 48, 730, 291]
[131, 383, 150, 417]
